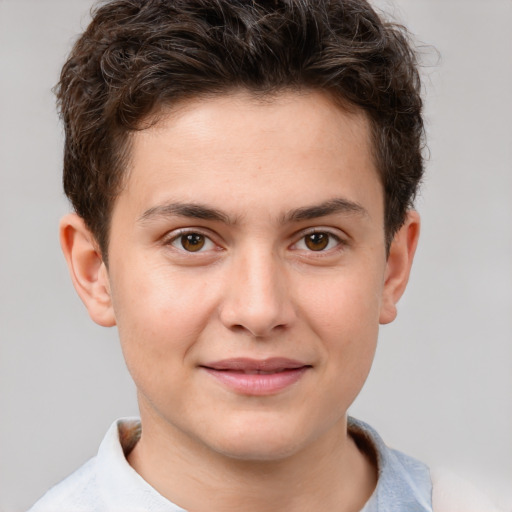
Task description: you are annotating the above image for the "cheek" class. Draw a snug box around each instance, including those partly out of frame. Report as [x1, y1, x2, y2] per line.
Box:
[301, 269, 383, 338]
[298, 270, 382, 382]
[110, 261, 220, 377]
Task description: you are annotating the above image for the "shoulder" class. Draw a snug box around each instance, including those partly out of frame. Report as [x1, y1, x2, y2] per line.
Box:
[431, 469, 505, 512]
[28, 457, 100, 512]
[27, 418, 182, 512]
[28, 418, 141, 512]
[349, 417, 504, 512]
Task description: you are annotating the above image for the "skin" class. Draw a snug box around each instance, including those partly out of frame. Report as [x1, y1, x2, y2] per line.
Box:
[61, 90, 419, 512]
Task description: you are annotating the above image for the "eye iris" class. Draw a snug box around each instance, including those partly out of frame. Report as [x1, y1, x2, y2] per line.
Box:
[181, 233, 205, 252]
[305, 233, 329, 251]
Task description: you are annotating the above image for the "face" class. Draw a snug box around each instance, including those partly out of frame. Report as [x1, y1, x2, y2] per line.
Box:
[98, 90, 407, 460]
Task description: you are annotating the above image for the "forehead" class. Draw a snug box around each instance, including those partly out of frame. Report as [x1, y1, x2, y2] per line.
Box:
[145, 89, 372, 161]
[116, 89, 381, 223]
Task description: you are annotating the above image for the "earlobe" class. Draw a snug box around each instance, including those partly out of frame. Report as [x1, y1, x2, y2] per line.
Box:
[59, 213, 116, 327]
[379, 210, 420, 325]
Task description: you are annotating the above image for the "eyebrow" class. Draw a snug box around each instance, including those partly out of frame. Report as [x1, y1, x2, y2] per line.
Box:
[285, 198, 368, 222]
[138, 197, 368, 225]
[138, 202, 232, 224]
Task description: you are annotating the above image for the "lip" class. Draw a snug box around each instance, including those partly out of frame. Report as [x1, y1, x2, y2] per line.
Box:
[200, 358, 311, 396]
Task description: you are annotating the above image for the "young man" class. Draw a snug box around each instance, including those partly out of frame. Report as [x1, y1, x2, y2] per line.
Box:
[28, 0, 502, 511]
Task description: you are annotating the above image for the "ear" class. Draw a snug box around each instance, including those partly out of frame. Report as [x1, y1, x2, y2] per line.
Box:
[59, 213, 116, 327]
[379, 210, 420, 325]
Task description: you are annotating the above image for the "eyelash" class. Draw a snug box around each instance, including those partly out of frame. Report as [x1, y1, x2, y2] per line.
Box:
[164, 228, 346, 255]
[291, 230, 345, 253]
[165, 229, 218, 253]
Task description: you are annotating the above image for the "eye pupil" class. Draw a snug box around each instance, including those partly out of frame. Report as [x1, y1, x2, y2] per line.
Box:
[181, 233, 205, 252]
[305, 233, 329, 251]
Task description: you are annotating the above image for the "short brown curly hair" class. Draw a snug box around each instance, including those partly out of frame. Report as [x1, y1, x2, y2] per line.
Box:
[56, 0, 424, 258]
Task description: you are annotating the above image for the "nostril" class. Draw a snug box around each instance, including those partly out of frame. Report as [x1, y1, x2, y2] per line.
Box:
[228, 322, 287, 338]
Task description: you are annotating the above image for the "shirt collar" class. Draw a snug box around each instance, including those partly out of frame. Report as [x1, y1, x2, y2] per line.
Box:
[95, 417, 432, 512]
[95, 418, 186, 511]
[349, 417, 433, 512]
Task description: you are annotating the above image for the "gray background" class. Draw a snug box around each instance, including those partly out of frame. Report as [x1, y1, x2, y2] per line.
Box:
[1, 0, 511, 510]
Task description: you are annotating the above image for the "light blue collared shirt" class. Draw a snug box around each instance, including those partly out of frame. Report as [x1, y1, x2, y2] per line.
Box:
[350, 417, 433, 512]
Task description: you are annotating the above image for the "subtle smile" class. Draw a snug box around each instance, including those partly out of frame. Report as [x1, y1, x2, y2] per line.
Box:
[200, 358, 312, 395]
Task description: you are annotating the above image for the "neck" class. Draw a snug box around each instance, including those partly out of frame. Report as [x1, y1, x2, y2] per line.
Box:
[127, 409, 377, 512]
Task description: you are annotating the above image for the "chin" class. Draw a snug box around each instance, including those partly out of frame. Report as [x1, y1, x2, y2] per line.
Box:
[199, 414, 316, 462]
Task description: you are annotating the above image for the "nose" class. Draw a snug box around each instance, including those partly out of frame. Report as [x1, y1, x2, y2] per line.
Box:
[219, 248, 296, 338]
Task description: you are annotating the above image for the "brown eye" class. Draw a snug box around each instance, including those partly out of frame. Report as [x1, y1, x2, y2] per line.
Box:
[181, 233, 205, 252]
[304, 232, 329, 251]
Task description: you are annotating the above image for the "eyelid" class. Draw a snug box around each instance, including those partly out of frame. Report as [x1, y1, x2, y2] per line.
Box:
[163, 227, 221, 252]
[290, 227, 348, 252]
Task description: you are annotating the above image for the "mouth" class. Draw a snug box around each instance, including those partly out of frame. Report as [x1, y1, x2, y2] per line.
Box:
[200, 358, 312, 395]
